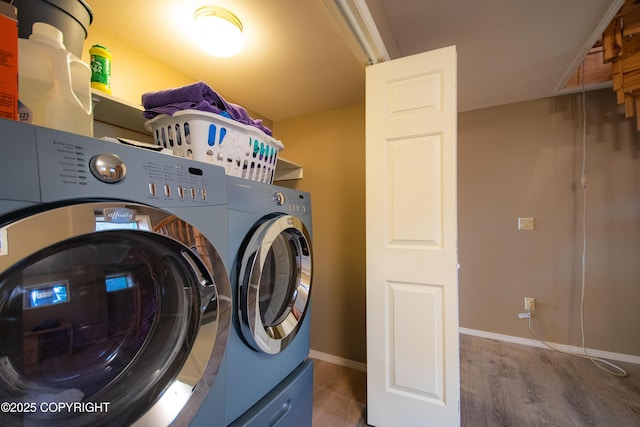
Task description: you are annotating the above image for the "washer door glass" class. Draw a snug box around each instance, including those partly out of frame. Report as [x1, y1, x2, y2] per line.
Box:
[0, 203, 230, 427]
[238, 214, 312, 354]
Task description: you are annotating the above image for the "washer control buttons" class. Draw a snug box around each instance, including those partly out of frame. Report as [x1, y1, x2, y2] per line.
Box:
[89, 153, 127, 183]
[145, 181, 208, 201]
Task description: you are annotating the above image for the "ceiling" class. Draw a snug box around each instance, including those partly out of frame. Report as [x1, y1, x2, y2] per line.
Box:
[86, 0, 624, 122]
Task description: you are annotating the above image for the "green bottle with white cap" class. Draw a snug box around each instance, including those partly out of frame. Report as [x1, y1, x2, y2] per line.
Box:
[90, 44, 112, 94]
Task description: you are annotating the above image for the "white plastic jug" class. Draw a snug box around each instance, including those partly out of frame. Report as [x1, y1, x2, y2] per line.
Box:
[18, 22, 93, 136]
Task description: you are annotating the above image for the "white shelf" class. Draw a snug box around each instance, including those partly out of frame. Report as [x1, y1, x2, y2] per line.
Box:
[91, 89, 149, 135]
[91, 89, 304, 180]
[274, 157, 303, 181]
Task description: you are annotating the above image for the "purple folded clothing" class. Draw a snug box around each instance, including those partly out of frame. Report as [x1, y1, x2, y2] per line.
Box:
[142, 81, 272, 136]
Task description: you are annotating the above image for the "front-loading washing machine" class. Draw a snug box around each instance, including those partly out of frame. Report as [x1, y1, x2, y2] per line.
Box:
[0, 119, 231, 427]
[224, 175, 313, 426]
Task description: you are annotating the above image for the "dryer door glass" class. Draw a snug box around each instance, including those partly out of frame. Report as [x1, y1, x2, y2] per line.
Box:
[260, 233, 300, 327]
[0, 202, 230, 427]
[239, 214, 312, 354]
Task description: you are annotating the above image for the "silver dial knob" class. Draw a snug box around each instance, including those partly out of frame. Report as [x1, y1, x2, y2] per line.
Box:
[274, 192, 285, 206]
[90, 153, 127, 183]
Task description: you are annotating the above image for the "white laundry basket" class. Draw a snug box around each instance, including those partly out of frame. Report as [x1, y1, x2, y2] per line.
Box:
[145, 110, 284, 184]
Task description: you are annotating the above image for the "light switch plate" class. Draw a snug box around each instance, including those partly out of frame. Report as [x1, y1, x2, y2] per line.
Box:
[518, 217, 535, 230]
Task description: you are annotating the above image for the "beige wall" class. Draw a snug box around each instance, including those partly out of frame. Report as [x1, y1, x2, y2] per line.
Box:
[274, 103, 367, 363]
[458, 88, 640, 357]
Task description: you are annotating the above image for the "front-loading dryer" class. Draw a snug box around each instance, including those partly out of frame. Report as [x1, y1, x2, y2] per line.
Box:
[225, 175, 313, 426]
[0, 119, 231, 427]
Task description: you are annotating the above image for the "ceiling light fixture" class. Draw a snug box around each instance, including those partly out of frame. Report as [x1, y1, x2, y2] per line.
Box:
[331, 0, 389, 65]
[193, 5, 244, 57]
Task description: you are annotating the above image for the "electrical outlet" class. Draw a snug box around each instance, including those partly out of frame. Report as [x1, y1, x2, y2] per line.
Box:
[524, 297, 535, 311]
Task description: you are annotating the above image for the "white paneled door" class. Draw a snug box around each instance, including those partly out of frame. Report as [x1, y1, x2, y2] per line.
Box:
[365, 46, 459, 426]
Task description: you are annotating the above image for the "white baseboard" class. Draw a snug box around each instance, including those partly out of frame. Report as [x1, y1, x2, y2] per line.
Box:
[309, 349, 367, 372]
[310, 329, 640, 374]
[460, 327, 640, 365]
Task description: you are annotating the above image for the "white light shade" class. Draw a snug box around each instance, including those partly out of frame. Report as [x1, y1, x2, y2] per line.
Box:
[193, 6, 244, 57]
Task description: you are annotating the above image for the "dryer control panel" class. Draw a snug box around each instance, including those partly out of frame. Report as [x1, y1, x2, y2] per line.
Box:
[272, 189, 310, 215]
[226, 175, 311, 216]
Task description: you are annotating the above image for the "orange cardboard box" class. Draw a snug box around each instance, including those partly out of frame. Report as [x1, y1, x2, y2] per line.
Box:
[0, 2, 18, 121]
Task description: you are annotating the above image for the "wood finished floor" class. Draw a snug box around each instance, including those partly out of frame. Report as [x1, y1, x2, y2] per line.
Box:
[313, 357, 368, 426]
[312, 334, 640, 426]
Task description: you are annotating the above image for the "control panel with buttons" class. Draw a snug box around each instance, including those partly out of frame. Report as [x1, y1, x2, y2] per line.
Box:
[35, 126, 227, 207]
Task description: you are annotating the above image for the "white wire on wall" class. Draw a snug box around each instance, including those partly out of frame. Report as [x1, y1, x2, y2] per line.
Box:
[526, 64, 627, 378]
